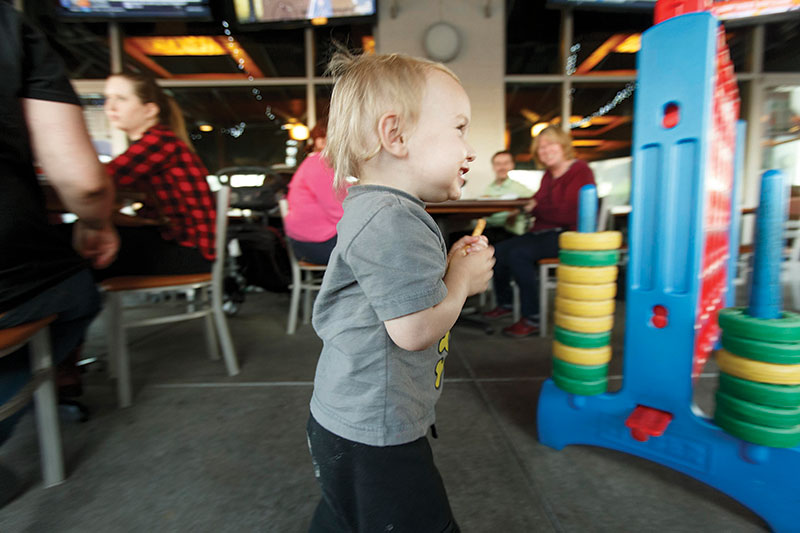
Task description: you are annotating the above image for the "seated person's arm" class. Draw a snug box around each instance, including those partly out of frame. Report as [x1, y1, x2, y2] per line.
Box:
[384, 236, 493, 351]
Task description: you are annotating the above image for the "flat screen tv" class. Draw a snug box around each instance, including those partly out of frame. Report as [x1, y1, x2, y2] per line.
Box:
[711, 0, 800, 23]
[546, 0, 656, 11]
[229, 0, 376, 28]
[56, 0, 213, 21]
[548, 0, 799, 22]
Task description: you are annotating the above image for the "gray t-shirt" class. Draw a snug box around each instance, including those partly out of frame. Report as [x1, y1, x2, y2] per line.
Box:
[310, 185, 450, 446]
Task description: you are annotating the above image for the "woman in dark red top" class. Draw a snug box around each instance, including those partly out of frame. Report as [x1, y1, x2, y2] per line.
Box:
[98, 72, 216, 278]
[484, 126, 596, 337]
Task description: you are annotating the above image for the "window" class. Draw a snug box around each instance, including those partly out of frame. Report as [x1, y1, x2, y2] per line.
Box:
[506, 4, 562, 75]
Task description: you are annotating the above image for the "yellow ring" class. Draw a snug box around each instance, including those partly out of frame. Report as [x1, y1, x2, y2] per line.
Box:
[555, 297, 615, 317]
[559, 231, 623, 251]
[717, 349, 800, 385]
[553, 341, 612, 365]
[557, 282, 617, 301]
[557, 265, 618, 284]
[554, 312, 614, 333]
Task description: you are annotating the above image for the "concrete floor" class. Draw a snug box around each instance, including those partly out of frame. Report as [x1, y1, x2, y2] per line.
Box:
[0, 285, 786, 532]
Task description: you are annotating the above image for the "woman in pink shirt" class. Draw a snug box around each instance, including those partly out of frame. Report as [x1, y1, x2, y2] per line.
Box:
[283, 118, 344, 264]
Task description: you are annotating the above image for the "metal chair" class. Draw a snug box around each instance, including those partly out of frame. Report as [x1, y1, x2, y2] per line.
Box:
[0, 315, 64, 487]
[101, 186, 239, 408]
[277, 199, 326, 334]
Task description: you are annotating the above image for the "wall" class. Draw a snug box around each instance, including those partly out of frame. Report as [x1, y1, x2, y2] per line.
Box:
[376, 0, 506, 199]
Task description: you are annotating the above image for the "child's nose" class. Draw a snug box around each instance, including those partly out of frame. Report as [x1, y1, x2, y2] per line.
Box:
[465, 144, 476, 162]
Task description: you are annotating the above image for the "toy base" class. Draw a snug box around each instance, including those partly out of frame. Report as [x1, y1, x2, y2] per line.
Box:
[537, 379, 800, 533]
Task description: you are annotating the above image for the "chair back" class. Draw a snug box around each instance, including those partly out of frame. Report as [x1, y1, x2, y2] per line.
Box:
[784, 219, 800, 268]
[278, 198, 301, 267]
[213, 185, 231, 282]
[596, 195, 609, 232]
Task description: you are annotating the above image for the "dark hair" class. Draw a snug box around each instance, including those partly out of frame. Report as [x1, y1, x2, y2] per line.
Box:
[491, 150, 513, 163]
[109, 72, 194, 151]
[310, 116, 328, 142]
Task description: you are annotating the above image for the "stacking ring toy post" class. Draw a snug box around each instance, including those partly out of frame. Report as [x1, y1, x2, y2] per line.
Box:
[713, 172, 800, 490]
[550, 184, 620, 396]
[749, 169, 787, 319]
[537, 6, 800, 532]
[577, 184, 598, 233]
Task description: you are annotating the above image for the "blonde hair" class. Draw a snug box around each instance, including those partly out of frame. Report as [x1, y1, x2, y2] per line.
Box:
[531, 125, 575, 168]
[323, 49, 460, 190]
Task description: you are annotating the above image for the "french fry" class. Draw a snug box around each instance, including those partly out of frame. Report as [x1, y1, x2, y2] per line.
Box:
[463, 218, 487, 255]
[472, 218, 487, 237]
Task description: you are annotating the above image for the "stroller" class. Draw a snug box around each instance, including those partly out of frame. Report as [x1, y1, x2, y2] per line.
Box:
[215, 166, 293, 315]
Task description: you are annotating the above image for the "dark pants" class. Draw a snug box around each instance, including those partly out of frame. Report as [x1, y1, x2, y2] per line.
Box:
[306, 415, 459, 533]
[93, 226, 212, 281]
[493, 230, 561, 319]
[288, 236, 337, 265]
[0, 269, 100, 444]
[449, 226, 517, 247]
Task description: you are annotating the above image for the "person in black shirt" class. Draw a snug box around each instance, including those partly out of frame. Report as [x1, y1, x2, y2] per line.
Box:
[0, 4, 118, 448]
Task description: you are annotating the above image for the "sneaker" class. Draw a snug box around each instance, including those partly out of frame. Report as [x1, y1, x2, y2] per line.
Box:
[502, 318, 540, 338]
[483, 307, 513, 320]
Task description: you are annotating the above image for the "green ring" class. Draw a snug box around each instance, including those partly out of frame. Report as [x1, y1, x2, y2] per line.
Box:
[721, 333, 800, 365]
[552, 358, 608, 381]
[714, 408, 800, 448]
[553, 326, 611, 348]
[558, 249, 620, 267]
[718, 372, 800, 408]
[718, 307, 800, 343]
[715, 391, 800, 428]
[552, 374, 607, 396]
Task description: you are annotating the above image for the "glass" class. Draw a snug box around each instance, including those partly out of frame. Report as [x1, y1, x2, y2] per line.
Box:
[571, 9, 653, 76]
[226, 28, 307, 77]
[505, 84, 562, 167]
[48, 22, 111, 79]
[118, 21, 305, 79]
[763, 85, 800, 186]
[314, 24, 375, 77]
[315, 84, 334, 121]
[569, 82, 636, 162]
[506, 4, 562, 74]
[169, 86, 307, 171]
[764, 19, 800, 73]
[725, 26, 750, 73]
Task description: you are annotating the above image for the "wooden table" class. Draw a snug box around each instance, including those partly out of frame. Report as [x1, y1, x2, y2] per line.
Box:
[42, 184, 168, 227]
[425, 198, 530, 215]
[425, 198, 530, 247]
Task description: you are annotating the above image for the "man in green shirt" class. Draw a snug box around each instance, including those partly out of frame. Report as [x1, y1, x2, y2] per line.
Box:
[480, 151, 533, 243]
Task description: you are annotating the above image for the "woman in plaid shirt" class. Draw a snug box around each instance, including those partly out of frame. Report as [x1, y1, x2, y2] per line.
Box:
[97, 73, 217, 279]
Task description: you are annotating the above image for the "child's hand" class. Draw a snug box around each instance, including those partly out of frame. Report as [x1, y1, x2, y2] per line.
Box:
[447, 235, 488, 264]
[445, 242, 495, 297]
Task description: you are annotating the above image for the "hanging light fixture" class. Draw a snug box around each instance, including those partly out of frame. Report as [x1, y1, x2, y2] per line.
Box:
[289, 123, 310, 141]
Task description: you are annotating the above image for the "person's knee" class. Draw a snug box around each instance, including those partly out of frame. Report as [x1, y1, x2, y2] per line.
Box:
[59, 270, 102, 323]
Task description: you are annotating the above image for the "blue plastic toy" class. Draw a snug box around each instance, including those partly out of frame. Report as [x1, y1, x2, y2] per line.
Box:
[577, 184, 598, 233]
[537, 9, 800, 532]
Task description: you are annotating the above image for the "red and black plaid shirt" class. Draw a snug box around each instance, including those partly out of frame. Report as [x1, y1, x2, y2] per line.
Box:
[107, 124, 216, 260]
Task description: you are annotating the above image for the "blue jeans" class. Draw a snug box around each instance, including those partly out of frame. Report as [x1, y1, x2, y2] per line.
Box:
[0, 269, 100, 444]
[288, 235, 337, 265]
[492, 230, 561, 319]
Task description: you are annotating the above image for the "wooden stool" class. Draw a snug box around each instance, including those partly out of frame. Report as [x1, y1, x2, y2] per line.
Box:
[0, 315, 64, 487]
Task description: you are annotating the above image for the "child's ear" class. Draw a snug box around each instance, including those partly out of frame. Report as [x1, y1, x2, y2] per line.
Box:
[377, 112, 407, 158]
